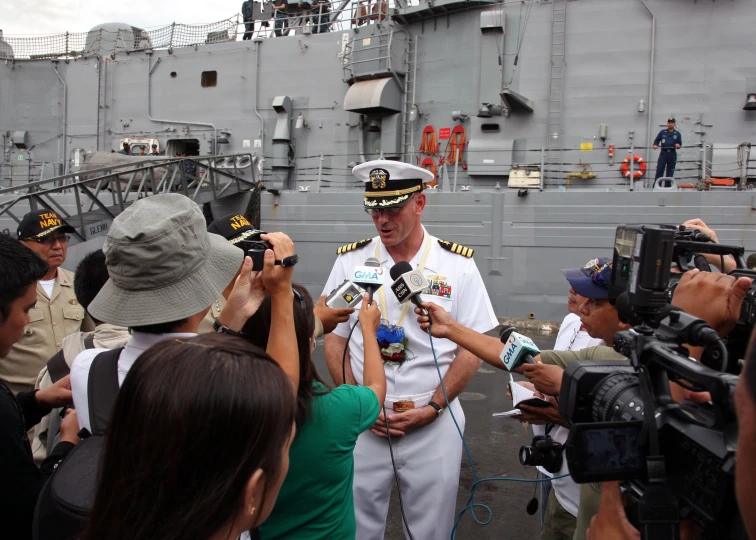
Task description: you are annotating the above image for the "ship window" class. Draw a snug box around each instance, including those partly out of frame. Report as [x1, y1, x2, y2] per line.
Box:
[170, 71, 177, 78]
[201, 71, 217, 87]
[481, 123, 500, 133]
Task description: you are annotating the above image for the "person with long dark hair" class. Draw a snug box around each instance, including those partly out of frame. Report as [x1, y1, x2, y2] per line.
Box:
[241, 286, 385, 539]
[81, 334, 297, 540]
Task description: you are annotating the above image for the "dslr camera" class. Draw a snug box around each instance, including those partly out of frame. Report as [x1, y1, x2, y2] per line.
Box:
[519, 434, 564, 474]
[558, 224, 750, 540]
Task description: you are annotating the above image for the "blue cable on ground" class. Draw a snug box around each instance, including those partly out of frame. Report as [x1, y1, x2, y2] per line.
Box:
[427, 328, 567, 539]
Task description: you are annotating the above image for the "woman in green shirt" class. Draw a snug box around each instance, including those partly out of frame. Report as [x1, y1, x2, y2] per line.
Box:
[242, 285, 386, 539]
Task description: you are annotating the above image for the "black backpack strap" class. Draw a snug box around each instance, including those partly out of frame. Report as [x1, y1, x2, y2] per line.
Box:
[47, 350, 70, 384]
[47, 334, 97, 384]
[86, 348, 123, 436]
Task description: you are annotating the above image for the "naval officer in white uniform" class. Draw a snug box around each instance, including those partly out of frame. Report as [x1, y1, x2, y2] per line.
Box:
[323, 160, 498, 539]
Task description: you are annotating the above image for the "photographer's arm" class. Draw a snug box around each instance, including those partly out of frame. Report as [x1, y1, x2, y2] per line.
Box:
[260, 233, 299, 393]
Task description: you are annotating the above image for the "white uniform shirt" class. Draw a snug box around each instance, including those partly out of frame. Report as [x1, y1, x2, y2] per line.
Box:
[323, 226, 498, 398]
[70, 331, 196, 432]
[534, 312, 604, 517]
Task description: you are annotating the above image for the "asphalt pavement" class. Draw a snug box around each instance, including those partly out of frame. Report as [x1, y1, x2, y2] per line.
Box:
[311, 330, 557, 540]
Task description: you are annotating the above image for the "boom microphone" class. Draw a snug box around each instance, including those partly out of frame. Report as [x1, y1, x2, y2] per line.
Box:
[498, 332, 540, 370]
[389, 261, 429, 315]
[352, 257, 384, 306]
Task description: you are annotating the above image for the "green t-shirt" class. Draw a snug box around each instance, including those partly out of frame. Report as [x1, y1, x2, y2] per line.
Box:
[259, 382, 380, 540]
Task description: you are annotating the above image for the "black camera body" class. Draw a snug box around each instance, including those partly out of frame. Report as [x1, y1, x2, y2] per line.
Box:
[236, 231, 273, 271]
[558, 223, 750, 539]
[519, 434, 564, 474]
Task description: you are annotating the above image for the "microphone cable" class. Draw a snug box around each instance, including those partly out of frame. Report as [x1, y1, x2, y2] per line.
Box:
[425, 324, 564, 539]
[340, 318, 416, 540]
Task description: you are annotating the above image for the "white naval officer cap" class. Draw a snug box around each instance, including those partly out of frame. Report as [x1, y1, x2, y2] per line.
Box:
[353, 159, 434, 209]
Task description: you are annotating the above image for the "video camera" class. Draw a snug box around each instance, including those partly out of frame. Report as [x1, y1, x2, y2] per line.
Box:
[558, 224, 750, 540]
[236, 231, 273, 272]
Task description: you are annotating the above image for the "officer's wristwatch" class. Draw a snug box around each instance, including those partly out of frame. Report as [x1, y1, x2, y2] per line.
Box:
[213, 318, 244, 337]
[427, 401, 444, 418]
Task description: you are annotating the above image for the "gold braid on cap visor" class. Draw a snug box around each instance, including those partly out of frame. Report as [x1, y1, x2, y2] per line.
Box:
[363, 185, 423, 207]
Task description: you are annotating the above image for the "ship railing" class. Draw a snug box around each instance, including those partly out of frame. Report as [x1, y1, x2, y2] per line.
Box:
[268, 146, 754, 193]
[2, 17, 239, 60]
[0, 154, 257, 241]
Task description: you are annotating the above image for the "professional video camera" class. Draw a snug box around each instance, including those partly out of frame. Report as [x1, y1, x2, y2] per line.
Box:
[558, 224, 748, 540]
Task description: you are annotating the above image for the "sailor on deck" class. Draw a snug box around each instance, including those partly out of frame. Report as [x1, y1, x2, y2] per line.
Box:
[653, 116, 682, 180]
[323, 160, 497, 540]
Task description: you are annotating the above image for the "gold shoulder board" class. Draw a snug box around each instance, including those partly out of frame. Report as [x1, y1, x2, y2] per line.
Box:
[438, 239, 474, 258]
[336, 238, 372, 255]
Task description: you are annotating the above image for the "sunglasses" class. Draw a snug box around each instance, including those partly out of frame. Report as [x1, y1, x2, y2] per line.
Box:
[364, 196, 414, 218]
[31, 234, 70, 246]
[587, 262, 612, 288]
[292, 288, 307, 311]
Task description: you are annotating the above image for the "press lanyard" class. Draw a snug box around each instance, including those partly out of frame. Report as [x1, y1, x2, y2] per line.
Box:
[375, 234, 432, 328]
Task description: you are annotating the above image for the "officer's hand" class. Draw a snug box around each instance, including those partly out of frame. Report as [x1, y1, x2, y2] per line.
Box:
[358, 294, 381, 333]
[416, 301, 453, 338]
[384, 406, 437, 437]
[653, 145, 658, 150]
[371, 410, 407, 439]
[260, 232, 295, 296]
[514, 363, 564, 396]
[675, 143, 681, 149]
[36, 375, 73, 409]
[671, 269, 752, 337]
[59, 409, 81, 445]
[586, 482, 640, 540]
[218, 256, 266, 332]
[313, 295, 354, 334]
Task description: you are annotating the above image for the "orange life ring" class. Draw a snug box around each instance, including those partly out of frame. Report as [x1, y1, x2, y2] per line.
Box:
[621, 155, 647, 179]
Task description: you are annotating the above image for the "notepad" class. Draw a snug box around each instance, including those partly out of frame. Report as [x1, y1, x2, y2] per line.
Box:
[493, 376, 550, 418]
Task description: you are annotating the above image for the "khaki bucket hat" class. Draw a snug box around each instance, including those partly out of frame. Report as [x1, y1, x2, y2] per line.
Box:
[88, 194, 243, 327]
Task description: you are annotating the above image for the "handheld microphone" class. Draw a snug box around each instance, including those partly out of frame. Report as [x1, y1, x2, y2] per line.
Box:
[498, 325, 517, 344]
[389, 261, 429, 315]
[352, 257, 384, 306]
[498, 332, 540, 370]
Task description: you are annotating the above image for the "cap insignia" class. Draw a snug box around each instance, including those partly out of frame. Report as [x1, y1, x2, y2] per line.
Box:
[369, 168, 389, 190]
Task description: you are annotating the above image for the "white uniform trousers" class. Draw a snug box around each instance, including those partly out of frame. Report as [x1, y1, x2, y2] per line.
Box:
[353, 398, 466, 540]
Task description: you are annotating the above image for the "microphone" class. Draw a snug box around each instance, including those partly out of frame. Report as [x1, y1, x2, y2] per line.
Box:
[498, 325, 517, 344]
[389, 261, 429, 315]
[498, 332, 540, 370]
[352, 257, 384, 306]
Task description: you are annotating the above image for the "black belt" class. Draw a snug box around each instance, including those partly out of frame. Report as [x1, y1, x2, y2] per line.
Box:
[661, 148, 676, 152]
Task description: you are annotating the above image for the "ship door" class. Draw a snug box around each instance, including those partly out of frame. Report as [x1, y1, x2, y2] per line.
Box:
[166, 139, 200, 156]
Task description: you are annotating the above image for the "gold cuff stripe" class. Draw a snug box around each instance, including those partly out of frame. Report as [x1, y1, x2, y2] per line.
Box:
[364, 185, 423, 198]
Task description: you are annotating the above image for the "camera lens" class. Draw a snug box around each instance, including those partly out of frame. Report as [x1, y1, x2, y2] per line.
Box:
[591, 372, 643, 422]
[519, 445, 537, 466]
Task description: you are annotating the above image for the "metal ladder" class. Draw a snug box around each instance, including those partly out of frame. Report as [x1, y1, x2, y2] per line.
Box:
[401, 35, 418, 163]
[96, 59, 108, 151]
[544, 0, 567, 184]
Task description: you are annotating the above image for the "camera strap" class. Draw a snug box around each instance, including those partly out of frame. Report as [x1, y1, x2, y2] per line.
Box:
[637, 364, 680, 540]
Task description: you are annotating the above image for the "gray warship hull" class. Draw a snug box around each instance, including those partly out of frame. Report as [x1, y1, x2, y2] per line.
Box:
[2, 0, 755, 321]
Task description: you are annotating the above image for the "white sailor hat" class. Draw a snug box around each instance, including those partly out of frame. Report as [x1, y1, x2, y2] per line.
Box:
[353, 159, 434, 208]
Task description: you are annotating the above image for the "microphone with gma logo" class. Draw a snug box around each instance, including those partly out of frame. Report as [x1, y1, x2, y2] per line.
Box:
[351, 257, 384, 306]
[498, 330, 539, 370]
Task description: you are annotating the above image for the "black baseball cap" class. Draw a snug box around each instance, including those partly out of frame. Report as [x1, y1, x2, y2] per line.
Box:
[17, 210, 75, 241]
[207, 213, 263, 245]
